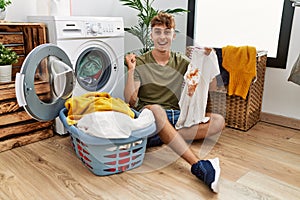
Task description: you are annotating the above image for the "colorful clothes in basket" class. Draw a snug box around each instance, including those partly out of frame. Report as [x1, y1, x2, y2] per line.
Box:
[65, 92, 134, 125]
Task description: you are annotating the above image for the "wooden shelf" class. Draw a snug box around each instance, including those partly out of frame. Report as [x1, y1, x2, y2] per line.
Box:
[0, 22, 47, 81]
[0, 23, 53, 153]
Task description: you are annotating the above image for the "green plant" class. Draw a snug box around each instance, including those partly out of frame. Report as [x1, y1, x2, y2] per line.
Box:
[0, 0, 12, 10]
[0, 43, 18, 65]
[120, 0, 188, 53]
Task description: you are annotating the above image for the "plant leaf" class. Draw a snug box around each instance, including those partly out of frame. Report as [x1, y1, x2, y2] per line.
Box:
[164, 8, 189, 14]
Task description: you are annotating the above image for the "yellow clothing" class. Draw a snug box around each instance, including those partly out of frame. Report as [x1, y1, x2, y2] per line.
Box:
[65, 92, 134, 125]
[222, 45, 257, 99]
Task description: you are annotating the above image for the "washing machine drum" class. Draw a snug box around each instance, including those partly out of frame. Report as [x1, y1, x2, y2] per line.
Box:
[15, 44, 76, 121]
[75, 47, 111, 92]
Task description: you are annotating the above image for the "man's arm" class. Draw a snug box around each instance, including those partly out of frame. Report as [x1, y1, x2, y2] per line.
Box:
[124, 54, 141, 107]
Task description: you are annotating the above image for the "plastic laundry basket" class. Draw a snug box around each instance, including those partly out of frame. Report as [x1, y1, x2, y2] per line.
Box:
[59, 108, 156, 176]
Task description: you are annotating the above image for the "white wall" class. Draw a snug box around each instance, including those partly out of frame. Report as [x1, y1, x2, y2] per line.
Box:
[262, 8, 300, 120]
[5, 0, 300, 120]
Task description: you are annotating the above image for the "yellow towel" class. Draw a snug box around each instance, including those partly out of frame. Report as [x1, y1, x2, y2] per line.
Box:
[65, 92, 134, 125]
[222, 45, 257, 99]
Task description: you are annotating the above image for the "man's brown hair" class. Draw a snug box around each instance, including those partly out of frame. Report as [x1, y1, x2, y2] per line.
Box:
[150, 12, 175, 29]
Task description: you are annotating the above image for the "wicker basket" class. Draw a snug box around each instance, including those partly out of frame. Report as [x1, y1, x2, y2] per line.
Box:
[186, 46, 267, 131]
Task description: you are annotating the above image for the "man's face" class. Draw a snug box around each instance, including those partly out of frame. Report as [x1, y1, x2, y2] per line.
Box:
[151, 25, 175, 52]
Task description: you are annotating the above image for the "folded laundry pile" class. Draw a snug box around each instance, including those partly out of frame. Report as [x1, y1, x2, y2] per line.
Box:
[64, 92, 155, 138]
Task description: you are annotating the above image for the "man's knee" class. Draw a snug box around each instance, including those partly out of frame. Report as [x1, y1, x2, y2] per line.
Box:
[144, 104, 165, 116]
[144, 104, 169, 130]
[212, 113, 225, 131]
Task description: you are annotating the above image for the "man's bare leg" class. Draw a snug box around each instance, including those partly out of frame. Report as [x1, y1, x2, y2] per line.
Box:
[145, 104, 199, 165]
[178, 113, 225, 140]
[145, 104, 222, 193]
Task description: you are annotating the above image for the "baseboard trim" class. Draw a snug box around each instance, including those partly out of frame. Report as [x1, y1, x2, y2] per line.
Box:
[260, 112, 300, 130]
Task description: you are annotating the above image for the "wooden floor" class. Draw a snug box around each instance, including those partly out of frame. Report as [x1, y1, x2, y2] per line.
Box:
[0, 122, 299, 200]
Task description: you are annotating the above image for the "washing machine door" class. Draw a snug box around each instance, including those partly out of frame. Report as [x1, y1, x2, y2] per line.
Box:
[15, 44, 75, 121]
[75, 47, 112, 92]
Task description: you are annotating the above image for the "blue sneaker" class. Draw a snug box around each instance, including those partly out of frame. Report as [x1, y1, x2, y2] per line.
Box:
[191, 158, 220, 193]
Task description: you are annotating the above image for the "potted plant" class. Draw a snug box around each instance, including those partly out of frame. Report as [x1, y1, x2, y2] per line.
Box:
[0, 43, 18, 83]
[0, 0, 12, 20]
[119, 0, 188, 53]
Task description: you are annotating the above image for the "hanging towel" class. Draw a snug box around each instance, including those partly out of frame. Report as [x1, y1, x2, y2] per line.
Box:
[65, 92, 134, 125]
[175, 48, 220, 129]
[77, 108, 155, 139]
[288, 53, 300, 86]
[222, 45, 257, 99]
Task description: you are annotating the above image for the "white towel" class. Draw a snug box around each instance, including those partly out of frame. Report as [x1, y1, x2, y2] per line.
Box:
[175, 48, 220, 129]
[77, 108, 155, 138]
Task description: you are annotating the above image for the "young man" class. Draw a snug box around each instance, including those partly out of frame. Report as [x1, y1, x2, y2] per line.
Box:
[124, 12, 225, 193]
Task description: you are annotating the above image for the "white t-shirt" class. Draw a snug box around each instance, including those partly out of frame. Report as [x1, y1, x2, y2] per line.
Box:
[175, 48, 220, 129]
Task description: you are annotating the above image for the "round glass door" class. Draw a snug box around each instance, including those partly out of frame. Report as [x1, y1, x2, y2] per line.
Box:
[75, 47, 111, 91]
[15, 44, 75, 121]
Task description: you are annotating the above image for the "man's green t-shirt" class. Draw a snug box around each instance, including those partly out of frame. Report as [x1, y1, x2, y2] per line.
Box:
[134, 51, 190, 110]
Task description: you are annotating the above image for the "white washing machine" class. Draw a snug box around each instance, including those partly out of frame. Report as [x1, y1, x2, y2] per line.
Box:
[16, 16, 125, 135]
[28, 16, 125, 98]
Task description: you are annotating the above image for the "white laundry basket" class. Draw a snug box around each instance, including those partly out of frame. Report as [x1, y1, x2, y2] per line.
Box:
[59, 108, 156, 176]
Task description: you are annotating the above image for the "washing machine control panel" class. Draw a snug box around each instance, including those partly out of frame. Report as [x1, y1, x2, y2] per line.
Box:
[85, 21, 123, 37]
